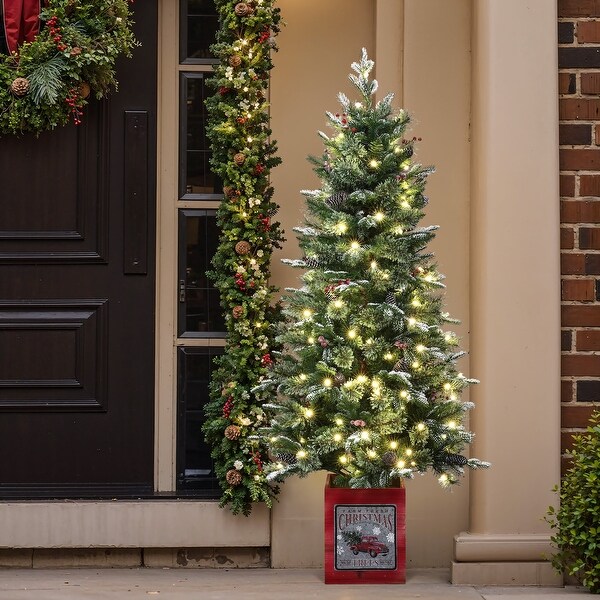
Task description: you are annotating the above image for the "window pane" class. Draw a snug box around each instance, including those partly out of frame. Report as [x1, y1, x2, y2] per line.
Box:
[180, 74, 222, 198]
[181, 0, 218, 62]
[177, 347, 222, 494]
[179, 210, 225, 336]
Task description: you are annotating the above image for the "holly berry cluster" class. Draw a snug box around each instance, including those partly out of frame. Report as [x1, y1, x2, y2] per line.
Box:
[47, 15, 67, 52]
[65, 88, 83, 125]
[222, 396, 234, 418]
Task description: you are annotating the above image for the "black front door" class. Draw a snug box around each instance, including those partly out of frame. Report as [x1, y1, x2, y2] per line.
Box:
[0, 1, 157, 497]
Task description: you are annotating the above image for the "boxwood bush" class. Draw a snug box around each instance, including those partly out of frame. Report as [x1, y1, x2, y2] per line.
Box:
[546, 411, 600, 593]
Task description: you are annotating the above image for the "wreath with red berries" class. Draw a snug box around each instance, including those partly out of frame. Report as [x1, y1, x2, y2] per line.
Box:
[0, 0, 137, 135]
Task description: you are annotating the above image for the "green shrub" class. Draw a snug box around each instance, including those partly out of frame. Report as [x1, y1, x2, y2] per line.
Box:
[546, 411, 600, 593]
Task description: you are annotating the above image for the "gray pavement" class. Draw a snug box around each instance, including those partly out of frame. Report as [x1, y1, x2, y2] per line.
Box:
[0, 568, 589, 599]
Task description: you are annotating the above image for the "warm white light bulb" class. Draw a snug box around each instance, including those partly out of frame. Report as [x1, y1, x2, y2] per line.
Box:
[347, 329, 357, 339]
[336, 222, 347, 234]
[411, 361, 420, 369]
[443, 383, 452, 391]
[447, 420, 457, 429]
[356, 375, 368, 384]
[323, 378, 333, 388]
[408, 317, 417, 327]
[355, 102, 363, 108]
[333, 433, 342, 442]
[405, 448, 413, 456]
[399, 391, 408, 399]
[335, 418, 344, 426]
[444, 333, 453, 342]
[350, 241, 361, 250]
[339, 455, 348, 464]
[416, 344, 425, 353]
[439, 474, 449, 484]
[416, 423, 426, 431]
[367, 449, 377, 459]
[389, 441, 398, 450]
[333, 299, 343, 308]
[370, 261, 378, 270]
[401, 200, 411, 209]
[360, 430, 370, 440]
[374, 212, 384, 222]
[299, 374, 307, 381]
[296, 450, 307, 459]
[307, 336, 315, 344]
[302, 309, 312, 318]
[304, 408, 314, 418]
[384, 353, 393, 360]
[396, 460, 406, 469]
[411, 298, 421, 307]
[369, 159, 379, 169]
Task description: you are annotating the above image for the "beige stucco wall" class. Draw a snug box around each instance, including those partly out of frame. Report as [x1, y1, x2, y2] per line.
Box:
[269, 0, 472, 568]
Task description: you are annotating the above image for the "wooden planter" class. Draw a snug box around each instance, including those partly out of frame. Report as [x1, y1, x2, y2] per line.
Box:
[324, 475, 406, 584]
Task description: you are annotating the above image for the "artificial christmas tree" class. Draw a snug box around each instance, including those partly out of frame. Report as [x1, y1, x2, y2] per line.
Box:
[258, 50, 489, 580]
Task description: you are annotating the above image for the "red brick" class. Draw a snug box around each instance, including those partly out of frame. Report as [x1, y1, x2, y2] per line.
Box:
[561, 227, 575, 249]
[578, 21, 600, 43]
[561, 431, 577, 452]
[563, 330, 573, 351]
[562, 305, 600, 326]
[560, 174, 576, 197]
[577, 330, 600, 350]
[562, 379, 574, 402]
[561, 253, 586, 274]
[579, 175, 600, 196]
[579, 227, 600, 249]
[562, 354, 600, 376]
[561, 201, 600, 223]
[562, 279, 595, 300]
[560, 149, 600, 170]
[582, 72, 600, 94]
[560, 0, 600, 17]
[560, 123, 592, 145]
[560, 98, 600, 120]
[559, 72, 577, 95]
[562, 455, 573, 476]
[562, 404, 598, 428]
[585, 255, 600, 274]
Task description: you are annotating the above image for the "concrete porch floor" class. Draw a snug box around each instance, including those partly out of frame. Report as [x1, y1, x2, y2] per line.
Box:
[0, 568, 589, 599]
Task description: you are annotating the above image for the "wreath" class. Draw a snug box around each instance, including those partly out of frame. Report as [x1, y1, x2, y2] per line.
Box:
[0, 0, 137, 135]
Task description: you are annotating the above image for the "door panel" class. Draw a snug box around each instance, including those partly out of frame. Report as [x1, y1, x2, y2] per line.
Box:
[0, 1, 157, 497]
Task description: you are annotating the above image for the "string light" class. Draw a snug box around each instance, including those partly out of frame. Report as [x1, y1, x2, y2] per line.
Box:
[333, 433, 342, 442]
[408, 317, 417, 327]
[339, 455, 348, 464]
[367, 449, 377, 458]
[444, 333, 453, 342]
[389, 441, 398, 450]
[304, 408, 314, 419]
[439, 474, 449, 484]
[302, 309, 312, 318]
[360, 430, 370, 440]
[416, 423, 426, 431]
[369, 159, 379, 169]
[365, 338, 373, 345]
[356, 374, 368, 384]
[416, 344, 425, 353]
[401, 200, 411, 209]
[411, 298, 422, 307]
[335, 222, 347, 234]
[450, 393, 458, 401]
[405, 448, 413, 456]
[335, 418, 344, 426]
[395, 226, 404, 235]
[299, 374, 307, 381]
[307, 336, 315, 344]
[370, 261, 378, 270]
[355, 102, 363, 108]
[396, 460, 406, 469]
[384, 352, 393, 360]
[350, 241, 361, 250]
[296, 450, 307, 459]
[374, 212, 384, 222]
[446, 420, 457, 429]
[347, 329, 357, 339]
[399, 391, 408, 399]
[333, 299, 344, 308]
[443, 383, 452, 391]
[323, 378, 333, 388]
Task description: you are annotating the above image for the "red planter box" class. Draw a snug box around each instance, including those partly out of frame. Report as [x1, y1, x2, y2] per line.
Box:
[324, 475, 406, 584]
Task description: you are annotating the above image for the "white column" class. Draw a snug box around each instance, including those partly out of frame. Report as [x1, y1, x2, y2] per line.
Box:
[453, 0, 562, 585]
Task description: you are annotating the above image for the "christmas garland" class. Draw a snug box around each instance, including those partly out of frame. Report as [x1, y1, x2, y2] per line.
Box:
[202, 0, 284, 515]
[0, 0, 137, 135]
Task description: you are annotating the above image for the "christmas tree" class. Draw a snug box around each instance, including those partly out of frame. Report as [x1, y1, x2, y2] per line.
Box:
[259, 50, 489, 489]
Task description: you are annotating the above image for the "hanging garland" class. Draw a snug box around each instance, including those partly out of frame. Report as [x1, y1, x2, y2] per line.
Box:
[0, 0, 137, 135]
[202, 0, 283, 516]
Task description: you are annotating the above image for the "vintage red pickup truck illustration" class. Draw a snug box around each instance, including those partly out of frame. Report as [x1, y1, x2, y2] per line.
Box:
[350, 535, 390, 558]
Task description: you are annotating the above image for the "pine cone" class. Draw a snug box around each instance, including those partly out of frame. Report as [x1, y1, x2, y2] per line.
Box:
[382, 451, 398, 467]
[229, 55, 242, 68]
[233, 152, 246, 166]
[334, 373, 346, 386]
[235, 240, 251, 255]
[326, 191, 348, 209]
[70, 47, 82, 56]
[443, 453, 468, 467]
[304, 256, 320, 269]
[10, 77, 29, 97]
[232, 305, 244, 319]
[226, 469, 242, 486]
[224, 425, 241, 440]
[275, 452, 297, 465]
[223, 185, 239, 198]
[78, 81, 91, 99]
[234, 2, 251, 16]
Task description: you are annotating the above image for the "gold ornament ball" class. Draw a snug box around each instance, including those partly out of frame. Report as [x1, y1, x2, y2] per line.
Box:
[226, 469, 242, 486]
[233, 152, 246, 166]
[224, 425, 241, 440]
[234, 2, 250, 16]
[235, 240, 251, 255]
[10, 77, 29, 97]
[229, 54, 242, 68]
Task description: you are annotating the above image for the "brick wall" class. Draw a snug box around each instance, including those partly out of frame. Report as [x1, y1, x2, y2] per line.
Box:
[559, 0, 600, 464]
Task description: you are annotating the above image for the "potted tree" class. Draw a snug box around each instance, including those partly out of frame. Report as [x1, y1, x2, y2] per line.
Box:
[258, 50, 489, 584]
